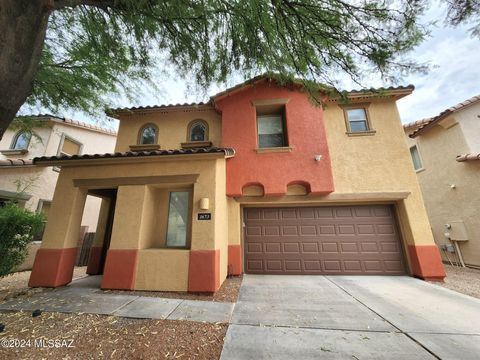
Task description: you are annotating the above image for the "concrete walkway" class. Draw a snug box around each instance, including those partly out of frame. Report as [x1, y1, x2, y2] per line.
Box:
[0, 276, 234, 323]
[221, 275, 480, 360]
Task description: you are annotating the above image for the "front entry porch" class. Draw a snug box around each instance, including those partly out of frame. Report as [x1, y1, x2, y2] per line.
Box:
[28, 150, 232, 293]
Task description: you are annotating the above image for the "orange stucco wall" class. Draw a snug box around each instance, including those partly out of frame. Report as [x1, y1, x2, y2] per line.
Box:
[216, 80, 334, 197]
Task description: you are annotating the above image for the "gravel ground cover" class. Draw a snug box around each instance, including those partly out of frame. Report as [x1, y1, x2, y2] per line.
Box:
[0, 267, 87, 302]
[102, 275, 243, 303]
[0, 311, 226, 359]
[429, 264, 480, 299]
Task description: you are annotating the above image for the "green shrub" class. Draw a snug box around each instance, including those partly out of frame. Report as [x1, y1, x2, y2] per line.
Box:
[0, 202, 45, 277]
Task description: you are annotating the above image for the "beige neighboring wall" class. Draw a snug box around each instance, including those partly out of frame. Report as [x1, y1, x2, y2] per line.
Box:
[114, 106, 221, 152]
[0, 120, 117, 232]
[405, 115, 480, 267]
[324, 100, 435, 247]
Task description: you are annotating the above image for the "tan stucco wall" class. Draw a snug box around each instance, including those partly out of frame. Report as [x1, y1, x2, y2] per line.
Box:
[114, 107, 221, 152]
[323, 100, 434, 247]
[225, 99, 436, 275]
[405, 119, 480, 267]
[39, 155, 228, 291]
[134, 249, 189, 291]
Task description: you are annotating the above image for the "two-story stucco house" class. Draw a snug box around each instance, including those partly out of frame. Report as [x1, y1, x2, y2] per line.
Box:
[28, 76, 445, 292]
[0, 114, 117, 269]
[404, 95, 480, 268]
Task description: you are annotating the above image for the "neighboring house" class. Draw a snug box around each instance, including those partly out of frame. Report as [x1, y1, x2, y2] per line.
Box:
[0, 115, 117, 269]
[28, 76, 445, 292]
[404, 95, 480, 268]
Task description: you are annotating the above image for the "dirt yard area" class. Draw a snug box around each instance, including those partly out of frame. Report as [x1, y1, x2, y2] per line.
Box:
[0, 267, 87, 302]
[0, 311, 226, 360]
[103, 275, 243, 303]
[429, 264, 480, 299]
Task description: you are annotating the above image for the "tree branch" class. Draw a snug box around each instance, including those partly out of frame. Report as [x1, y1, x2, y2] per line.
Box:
[53, 0, 115, 10]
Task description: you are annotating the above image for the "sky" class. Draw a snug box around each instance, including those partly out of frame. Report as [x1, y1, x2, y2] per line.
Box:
[26, 1, 479, 129]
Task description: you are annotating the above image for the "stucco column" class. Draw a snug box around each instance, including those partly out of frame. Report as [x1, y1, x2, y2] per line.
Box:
[226, 198, 242, 276]
[101, 185, 146, 290]
[29, 175, 88, 287]
[397, 197, 445, 280]
[86, 197, 111, 275]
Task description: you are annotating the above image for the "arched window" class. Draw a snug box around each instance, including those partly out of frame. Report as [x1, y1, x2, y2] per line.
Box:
[138, 124, 157, 145]
[188, 120, 208, 142]
[11, 131, 31, 150]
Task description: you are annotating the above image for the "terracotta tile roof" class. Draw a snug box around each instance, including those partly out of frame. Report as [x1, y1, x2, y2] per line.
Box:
[403, 118, 434, 131]
[34, 147, 235, 165]
[211, 74, 414, 101]
[16, 114, 117, 136]
[108, 102, 212, 118]
[456, 153, 480, 162]
[410, 94, 480, 138]
[0, 159, 34, 167]
[108, 75, 414, 115]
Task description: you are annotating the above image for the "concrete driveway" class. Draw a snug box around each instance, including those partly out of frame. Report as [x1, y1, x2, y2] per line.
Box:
[221, 275, 480, 359]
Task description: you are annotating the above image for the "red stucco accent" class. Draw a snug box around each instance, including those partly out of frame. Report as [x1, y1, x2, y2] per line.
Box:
[408, 245, 446, 281]
[228, 245, 242, 276]
[216, 80, 334, 197]
[29, 248, 77, 287]
[188, 249, 220, 292]
[101, 249, 138, 290]
[86, 246, 103, 275]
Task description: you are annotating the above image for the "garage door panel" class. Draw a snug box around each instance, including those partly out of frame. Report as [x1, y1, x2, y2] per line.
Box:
[244, 205, 406, 275]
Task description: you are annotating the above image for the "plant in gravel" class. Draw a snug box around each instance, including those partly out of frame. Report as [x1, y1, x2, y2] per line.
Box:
[0, 202, 45, 277]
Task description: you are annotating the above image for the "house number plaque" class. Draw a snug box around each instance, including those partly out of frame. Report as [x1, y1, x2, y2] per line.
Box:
[198, 213, 212, 220]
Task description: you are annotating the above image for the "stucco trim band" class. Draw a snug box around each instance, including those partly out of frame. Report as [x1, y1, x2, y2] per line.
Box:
[188, 249, 220, 293]
[101, 249, 138, 290]
[228, 245, 242, 276]
[235, 191, 411, 203]
[407, 245, 446, 281]
[73, 174, 200, 188]
[29, 248, 77, 287]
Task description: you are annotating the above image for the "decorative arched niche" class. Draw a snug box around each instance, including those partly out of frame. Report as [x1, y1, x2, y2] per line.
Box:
[286, 181, 311, 196]
[242, 183, 265, 197]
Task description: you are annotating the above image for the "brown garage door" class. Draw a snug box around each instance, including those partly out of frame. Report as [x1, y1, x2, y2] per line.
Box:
[244, 205, 406, 275]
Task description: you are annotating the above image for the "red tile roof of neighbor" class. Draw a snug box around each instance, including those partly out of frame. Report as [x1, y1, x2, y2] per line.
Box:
[16, 114, 117, 136]
[33, 147, 235, 165]
[407, 94, 480, 138]
[456, 153, 480, 162]
[0, 159, 34, 167]
[108, 75, 414, 116]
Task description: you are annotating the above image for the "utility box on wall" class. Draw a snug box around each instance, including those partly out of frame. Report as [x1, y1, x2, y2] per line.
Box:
[446, 221, 469, 241]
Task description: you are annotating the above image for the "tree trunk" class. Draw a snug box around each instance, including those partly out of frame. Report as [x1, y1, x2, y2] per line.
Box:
[0, 0, 51, 140]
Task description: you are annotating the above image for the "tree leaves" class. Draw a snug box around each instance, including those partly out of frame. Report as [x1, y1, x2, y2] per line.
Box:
[27, 0, 430, 117]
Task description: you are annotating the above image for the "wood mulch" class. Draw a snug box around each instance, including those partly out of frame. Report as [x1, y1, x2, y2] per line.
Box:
[429, 264, 480, 299]
[0, 311, 227, 360]
[102, 275, 243, 303]
[0, 267, 87, 303]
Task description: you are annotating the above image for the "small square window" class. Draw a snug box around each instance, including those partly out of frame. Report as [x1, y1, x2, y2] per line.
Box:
[410, 145, 423, 171]
[345, 108, 370, 133]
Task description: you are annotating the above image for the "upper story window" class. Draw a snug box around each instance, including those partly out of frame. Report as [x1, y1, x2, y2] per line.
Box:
[342, 104, 375, 136]
[58, 134, 82, 157]
[345, 108, 370, 132]
[55, 134, 82, 171]
[11, 131, 31, 150]
[256, 105, 288, 148]
[410, 145, 423, 171]
[188, 120, 208, 142]
[138, 124, 157, 145]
